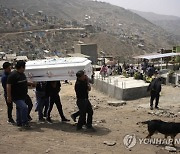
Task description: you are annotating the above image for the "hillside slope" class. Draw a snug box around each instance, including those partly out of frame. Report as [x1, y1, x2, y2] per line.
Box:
[132, 10, 180, 38]
[0, 0, 179, 60]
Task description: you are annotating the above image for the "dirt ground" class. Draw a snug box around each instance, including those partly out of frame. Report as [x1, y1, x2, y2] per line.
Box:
[0, 82, 180, 154]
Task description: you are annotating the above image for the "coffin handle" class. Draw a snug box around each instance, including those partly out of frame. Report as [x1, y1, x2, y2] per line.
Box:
[47, 71, 53, 77]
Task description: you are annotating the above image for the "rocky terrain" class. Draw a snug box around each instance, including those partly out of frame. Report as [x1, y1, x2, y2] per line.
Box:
[0, 6, 85, 59]
[0, 6, 66, 33]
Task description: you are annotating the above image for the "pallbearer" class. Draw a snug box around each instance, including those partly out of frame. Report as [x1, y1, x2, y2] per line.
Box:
[75, 70, 95, 131]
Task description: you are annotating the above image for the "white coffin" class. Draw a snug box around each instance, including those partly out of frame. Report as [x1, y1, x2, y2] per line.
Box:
[25, 57, 92, 81]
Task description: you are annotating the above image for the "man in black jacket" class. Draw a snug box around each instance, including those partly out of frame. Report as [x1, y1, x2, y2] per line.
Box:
[74, 70, 94, 131]
[71, 73, 94, 122]
[147, 73, 162, 110]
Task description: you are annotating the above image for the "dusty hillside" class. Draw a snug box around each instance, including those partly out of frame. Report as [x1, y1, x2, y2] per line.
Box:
[132, 10, 180, 38]
[0, 0, 179, 60]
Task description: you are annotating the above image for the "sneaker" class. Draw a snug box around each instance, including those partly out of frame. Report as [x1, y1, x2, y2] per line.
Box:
[62, 118, 70, 122]
[71, 114, 76, 122]
[150, 106, 153, 110]
[7, 118, 15, 124]
[155, 106, 159, 109]
[46, 117, 53, 123]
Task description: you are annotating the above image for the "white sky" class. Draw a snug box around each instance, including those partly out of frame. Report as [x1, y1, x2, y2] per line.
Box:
[101, 0, 180, 17]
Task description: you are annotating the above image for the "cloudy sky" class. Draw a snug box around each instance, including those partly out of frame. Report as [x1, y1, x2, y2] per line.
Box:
[101, 0, 180, 17]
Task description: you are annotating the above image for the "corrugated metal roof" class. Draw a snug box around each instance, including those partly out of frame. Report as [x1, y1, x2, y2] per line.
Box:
[134, 53, 180, 60]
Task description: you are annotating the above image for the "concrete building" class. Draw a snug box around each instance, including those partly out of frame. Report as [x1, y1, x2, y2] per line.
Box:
[74, 43, 98, 64]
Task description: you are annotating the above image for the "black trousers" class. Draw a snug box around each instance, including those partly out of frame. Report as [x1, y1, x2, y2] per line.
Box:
[4, 95, 13, 120]
[25, 95, 33, 118]
[150, 91, 160, 107]
[43, 103, 48, 117]
[76, 99, 93, 129]
[47, 94, 65, 119]
[72, 111, 80, 118]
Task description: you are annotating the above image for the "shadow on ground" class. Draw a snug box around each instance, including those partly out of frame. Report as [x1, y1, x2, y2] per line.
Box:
[18, 121, 111, 136]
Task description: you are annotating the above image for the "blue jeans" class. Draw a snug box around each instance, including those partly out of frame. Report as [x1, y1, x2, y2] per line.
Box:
[35, 91, 49, 119]
[14, 100, 28, 125]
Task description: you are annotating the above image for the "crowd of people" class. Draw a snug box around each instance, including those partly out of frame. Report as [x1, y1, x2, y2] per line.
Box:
[1, 60, 95, 131]
[99, 59, 162, 110]
[100, 64, 122, 80]
[99, 59, 159, 80]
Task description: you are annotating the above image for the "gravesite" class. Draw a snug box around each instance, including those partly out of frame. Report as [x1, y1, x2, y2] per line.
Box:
[0, 0, 180, 153]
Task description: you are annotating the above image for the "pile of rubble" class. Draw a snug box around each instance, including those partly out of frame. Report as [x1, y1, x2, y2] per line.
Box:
[148, 109, 177, 118]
